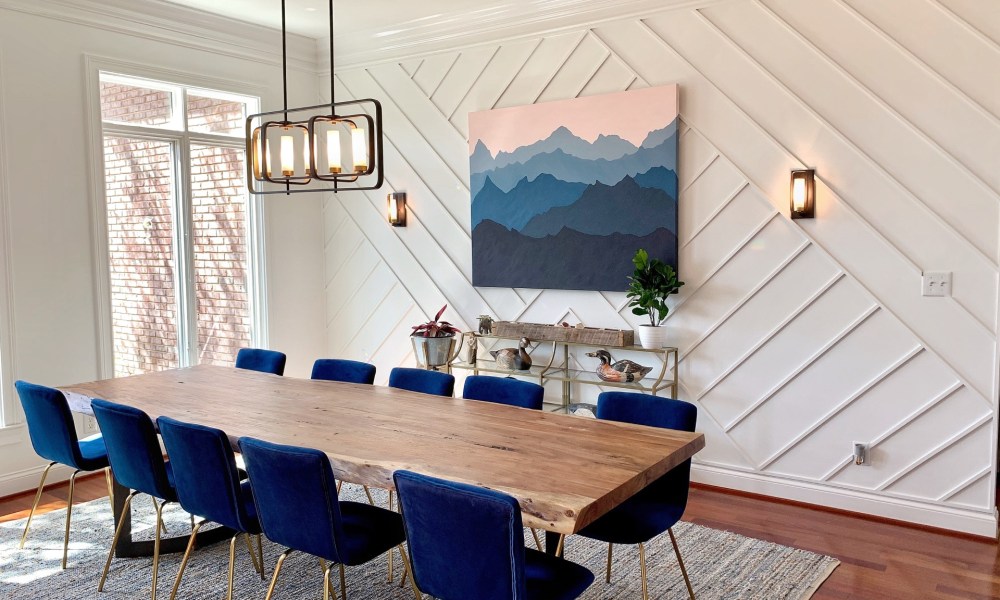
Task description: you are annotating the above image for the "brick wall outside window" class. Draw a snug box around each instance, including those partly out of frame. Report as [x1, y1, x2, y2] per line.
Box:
[101, 79, 253, 375]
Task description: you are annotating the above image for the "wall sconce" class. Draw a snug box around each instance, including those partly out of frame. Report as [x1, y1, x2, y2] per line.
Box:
[790, 169, 815, 219]
[388, 192, 407, 227]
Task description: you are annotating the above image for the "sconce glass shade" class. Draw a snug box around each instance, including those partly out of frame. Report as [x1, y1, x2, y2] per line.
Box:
[388, 192, 406, 227]
[246, 99, 384, 195]
[790, 168, 815, 219]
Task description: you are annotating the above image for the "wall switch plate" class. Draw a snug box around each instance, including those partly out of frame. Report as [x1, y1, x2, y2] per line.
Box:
[921, 272, 951, 297]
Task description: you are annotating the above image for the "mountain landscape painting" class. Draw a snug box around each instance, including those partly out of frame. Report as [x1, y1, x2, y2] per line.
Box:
[469, 85, 679, 291]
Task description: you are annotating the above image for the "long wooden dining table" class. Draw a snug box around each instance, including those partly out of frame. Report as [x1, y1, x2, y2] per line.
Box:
[61, 364, 704, 557]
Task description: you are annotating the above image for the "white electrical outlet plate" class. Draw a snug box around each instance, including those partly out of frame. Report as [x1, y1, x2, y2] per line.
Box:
[921, 272, 951, 297]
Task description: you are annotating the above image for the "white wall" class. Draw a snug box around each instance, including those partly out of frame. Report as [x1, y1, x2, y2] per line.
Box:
[0, 1, 327, 496]
[322, 0, 1000, 535]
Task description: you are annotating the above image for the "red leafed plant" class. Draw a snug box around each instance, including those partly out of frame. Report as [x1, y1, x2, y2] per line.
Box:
[411, 305, 460, 338]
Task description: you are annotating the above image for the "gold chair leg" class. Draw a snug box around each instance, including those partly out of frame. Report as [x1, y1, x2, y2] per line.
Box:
[19, 462, 55, 549]
[362, 485, 374, 505]
[257, 534, 265, 580]
[386, 490, 394, 583]
[152, 495, 167, 536]
[226, 534, 239, 600]
[336, 480, 343, 494]
[105, 467, 115, 512]
[264, 549, 294, 600]
[555, 533, 565, 558]
[339, 564, 347, 600]
[530, 528, 542, 552]
[638, 542, 649, 600]
[606, 543, 613, 583]
[98, 491, 138, 591]
[668, 528, 696, 600]
[152, 499, 167, 600]
[397, 545, 422, 599]
[169, 521, 205, 600]
[61, 470, 79, 569]
[245, 532, 263, 575]
[323, 562, 335, 600]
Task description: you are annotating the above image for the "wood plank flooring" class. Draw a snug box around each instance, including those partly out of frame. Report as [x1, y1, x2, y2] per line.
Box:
[2, 475, 998, 599]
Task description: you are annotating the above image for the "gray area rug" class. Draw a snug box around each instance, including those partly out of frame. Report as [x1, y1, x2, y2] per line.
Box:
[0, 486, 837, 599]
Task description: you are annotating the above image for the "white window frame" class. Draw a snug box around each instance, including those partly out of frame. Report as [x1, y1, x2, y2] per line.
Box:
[85, 57, 268, 378]
[0, 48, 18, 429]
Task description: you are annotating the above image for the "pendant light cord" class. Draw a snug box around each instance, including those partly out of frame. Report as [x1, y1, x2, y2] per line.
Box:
[281, 0, 288, 120]
[329, 0, 336, 107]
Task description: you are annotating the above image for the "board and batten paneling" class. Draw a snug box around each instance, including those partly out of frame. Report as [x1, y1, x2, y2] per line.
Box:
[321, 0, 1000, 535]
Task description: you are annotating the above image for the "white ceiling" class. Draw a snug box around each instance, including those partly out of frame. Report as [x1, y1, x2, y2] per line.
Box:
[162, 0, 514, 39]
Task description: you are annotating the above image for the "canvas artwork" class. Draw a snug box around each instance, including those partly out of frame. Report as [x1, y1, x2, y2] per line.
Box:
[469, 84, 679, 292]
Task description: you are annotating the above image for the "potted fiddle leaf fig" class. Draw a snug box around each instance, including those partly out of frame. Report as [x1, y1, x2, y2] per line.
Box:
[626, 249, 684, 349]
[410, 305, 463, 368]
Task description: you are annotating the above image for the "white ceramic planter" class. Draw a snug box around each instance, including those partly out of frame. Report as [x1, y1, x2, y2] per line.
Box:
[637, 325, 668, 349]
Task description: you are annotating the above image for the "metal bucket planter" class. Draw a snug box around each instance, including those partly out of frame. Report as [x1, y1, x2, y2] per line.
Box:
[411, 335, 463, 369]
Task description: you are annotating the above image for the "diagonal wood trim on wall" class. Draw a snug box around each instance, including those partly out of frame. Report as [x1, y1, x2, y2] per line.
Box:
[322, 0, 1000, 528]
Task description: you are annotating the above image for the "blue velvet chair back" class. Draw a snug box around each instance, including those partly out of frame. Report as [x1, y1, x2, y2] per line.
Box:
[311, 359, 377, 384]
[15, 380, 89, 469]
[394, 470, 527, 600]
[596, 392, 697, 511]
[235, 348, 287, 376]
[91, 399, 175, 501]
[156, 416, 256, 532]
[462, 376, 544, 410]
[388, 367, 455, 397]
[238, 437, 344, 561]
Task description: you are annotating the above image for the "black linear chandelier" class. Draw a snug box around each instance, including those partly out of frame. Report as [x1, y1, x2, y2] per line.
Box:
[246, 0, 384, 195]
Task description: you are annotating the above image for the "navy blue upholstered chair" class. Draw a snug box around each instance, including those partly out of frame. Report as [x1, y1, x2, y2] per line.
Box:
[91, 400, 180, 599]
[394, 470, 594, 600]
[239, 437, 408, 600]
[311, 358, 377, 384]
[235, 348, 287, 376]
[15, 380, 113, 569]
[156, 416, 264, 600]
[577, 392, 697, 600]
[387, 367, 454, 397]
[462, 375, 544, 410]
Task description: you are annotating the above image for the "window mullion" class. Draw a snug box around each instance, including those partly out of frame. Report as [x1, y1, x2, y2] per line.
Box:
[173, 136, 197, 367]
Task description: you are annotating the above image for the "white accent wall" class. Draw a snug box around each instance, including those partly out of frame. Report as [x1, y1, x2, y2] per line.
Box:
[0, 2, 327, 496]
[322, 0, 1000, 535]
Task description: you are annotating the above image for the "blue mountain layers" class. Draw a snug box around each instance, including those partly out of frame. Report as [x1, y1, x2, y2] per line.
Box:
[470, 115, 679, 291]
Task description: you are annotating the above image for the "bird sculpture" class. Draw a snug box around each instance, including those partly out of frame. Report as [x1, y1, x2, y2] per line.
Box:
[587, 350, 653, 383]
[491, 337, 532, 371]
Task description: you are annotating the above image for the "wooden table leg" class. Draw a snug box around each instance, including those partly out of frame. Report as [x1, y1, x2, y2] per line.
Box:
[109, 476, 233, 558]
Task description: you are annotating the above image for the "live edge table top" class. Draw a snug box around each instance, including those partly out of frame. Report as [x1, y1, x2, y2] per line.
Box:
[61, 364, 704, 535]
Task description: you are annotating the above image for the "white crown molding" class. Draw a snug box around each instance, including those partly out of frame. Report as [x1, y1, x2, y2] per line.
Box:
[327, 0, 735, 68]
[0, 0, 318, 72]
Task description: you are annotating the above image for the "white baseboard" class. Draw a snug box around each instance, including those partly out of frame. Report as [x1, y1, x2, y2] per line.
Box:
[0, 462, 78, 500]
[692, 463, 999, 539]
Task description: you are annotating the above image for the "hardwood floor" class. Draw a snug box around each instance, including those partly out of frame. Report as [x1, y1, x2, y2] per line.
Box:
[2, 475, 998, 599]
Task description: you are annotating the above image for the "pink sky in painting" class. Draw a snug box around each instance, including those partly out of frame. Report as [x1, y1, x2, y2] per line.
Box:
[469, 85, 678, 156]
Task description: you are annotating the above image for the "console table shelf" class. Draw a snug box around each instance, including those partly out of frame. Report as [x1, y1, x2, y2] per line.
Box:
[446, 333, 678, 411]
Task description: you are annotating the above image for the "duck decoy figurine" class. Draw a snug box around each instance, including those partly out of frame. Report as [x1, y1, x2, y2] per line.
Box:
[491, 337, 532, 371]
[587, 349, 653, 383]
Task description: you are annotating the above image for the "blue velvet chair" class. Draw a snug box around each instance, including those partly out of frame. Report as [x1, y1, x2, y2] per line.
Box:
[91, 399, 180, 600]
[235, 348, 286, 376]
[394, 470, 594, 600]
[14, 380, 113, 570]
[156, 416, 264, 600]
[239, 437, 408, 600]
[311, 358, 377, 384]
[576, 392, 697, 600]
[387, 367, 454, 397]
[462, 375, 544, 410]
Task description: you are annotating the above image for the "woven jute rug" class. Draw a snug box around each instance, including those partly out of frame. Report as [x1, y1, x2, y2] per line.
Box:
[0, 486, 837, 599]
